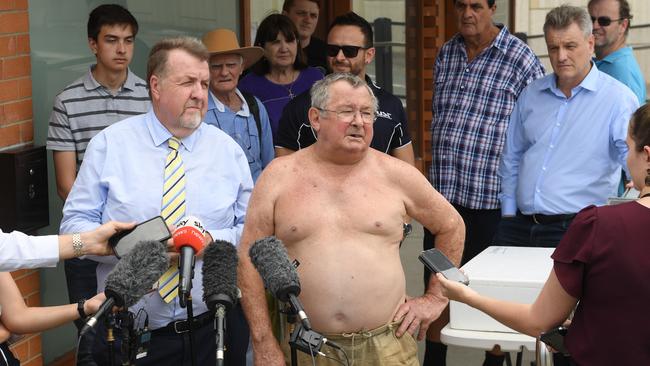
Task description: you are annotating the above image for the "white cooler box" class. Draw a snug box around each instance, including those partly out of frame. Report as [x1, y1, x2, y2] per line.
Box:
[449, 246, 554, 333]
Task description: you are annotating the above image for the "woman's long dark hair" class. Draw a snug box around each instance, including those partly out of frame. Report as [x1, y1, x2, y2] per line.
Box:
[249, 13, 307, 75]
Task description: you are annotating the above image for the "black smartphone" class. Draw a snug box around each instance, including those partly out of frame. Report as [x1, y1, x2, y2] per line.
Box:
[540, 326, 569, 356]
[418, 248, 470, 285]
[109, 216, 171, 258]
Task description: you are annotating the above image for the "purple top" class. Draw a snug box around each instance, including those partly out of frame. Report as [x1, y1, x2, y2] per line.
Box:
[552, 202, 650, 365]
[239, 67, 323, 136]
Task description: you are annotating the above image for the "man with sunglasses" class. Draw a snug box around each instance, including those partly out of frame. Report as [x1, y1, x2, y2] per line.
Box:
[275, 11, 415, 166]
[239, 73, 464, 366]
[589, 0, 645, 105]
[425, 1, 545, 364]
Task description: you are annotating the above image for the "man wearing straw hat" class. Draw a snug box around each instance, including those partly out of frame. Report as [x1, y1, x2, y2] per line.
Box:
[202, 29, 274, 183]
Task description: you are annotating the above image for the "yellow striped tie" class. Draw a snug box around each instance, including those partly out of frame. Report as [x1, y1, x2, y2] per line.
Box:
[158, 137, 186, 303]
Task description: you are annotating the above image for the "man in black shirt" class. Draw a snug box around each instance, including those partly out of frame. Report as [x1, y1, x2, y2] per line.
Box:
[282, 0, 327, 72]
[275, 11, 415, 165]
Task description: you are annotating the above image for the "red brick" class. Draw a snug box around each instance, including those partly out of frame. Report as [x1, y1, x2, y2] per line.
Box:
[15, 0, 27, 10]
[2, 55, 30, 78]
[0, 123, 20, 147]
[14, 269, 39, 296]
[25, 292, 40, 306]
[21, 354, 42, 366]
[0, 12, 29, 34]
[9, 338, 28, 361]
[0, 0, 15, 11]
[0, 35, 16, 56]
[4, 99, 32, 122]
[0, 79, 18, 101]
[17, 76, 30, 97]
[19, 119, 32, 142]
[15, 34, 28, 54]
[10, 268, 26, 279]
[28, 334, 42, 359]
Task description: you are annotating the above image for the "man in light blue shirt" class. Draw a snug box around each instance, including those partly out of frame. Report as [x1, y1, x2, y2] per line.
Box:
[61, 37, 253, 365]
[589, 0, 645, 104]
[495, 5, 639, 248]
[202, 28, 274, 182]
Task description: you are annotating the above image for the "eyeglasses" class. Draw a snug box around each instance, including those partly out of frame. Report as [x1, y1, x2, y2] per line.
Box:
[326, 44, 369, 58]
[317, 108, 376, 124]
[591, 16, 626, 27]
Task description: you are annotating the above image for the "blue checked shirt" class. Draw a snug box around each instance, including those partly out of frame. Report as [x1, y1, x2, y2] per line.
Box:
[430, 25, 545, 209]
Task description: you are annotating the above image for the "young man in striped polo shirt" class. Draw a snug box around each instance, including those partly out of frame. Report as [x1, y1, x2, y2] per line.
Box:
[46, 4, 150, 365]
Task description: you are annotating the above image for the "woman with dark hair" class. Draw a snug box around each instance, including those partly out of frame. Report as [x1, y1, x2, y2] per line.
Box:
[438, 103, 650, 365]
[239, 13, 323, 135]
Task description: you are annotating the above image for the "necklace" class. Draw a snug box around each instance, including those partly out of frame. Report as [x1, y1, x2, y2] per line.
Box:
[268, 70, 299, 99]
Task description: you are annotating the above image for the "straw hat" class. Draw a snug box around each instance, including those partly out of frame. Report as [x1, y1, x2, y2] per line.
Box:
[202, 29, 264, 69]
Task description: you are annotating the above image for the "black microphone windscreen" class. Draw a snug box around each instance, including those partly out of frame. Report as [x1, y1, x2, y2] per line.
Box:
[248, 236, 300, 302]
[202, 240, 239, 306]
[104, 240, 169, 307]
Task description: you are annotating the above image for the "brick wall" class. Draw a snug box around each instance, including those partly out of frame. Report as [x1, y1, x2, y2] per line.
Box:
[0, 0, 41, 365]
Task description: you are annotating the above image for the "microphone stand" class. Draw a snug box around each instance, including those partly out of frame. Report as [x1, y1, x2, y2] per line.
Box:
[186, 296, 197, 366]
[206, 293, 233, 366]
[214, 305, 226, 366]
[286, 304, 325, 366]
[106, 311, 116, 366]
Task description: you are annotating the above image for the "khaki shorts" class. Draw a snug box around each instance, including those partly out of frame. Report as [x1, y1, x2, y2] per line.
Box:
[282, 321, 419, 366]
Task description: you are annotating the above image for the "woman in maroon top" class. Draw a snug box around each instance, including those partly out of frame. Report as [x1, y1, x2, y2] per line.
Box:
[438, 104, 650, 365]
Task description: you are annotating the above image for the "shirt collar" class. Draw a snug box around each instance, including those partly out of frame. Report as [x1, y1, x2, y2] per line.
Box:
[208, 89, 251, 117]
[542, 61, 600, 96]
[83, 64, 138, 92]
[594, 46, 632, 65]
[145, 109, 200, 152]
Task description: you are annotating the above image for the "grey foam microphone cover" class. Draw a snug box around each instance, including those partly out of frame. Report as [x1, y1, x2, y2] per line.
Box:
[202, 240, 239, 309]
[104, 240, 169, 307]
[248, 236, 300, 302]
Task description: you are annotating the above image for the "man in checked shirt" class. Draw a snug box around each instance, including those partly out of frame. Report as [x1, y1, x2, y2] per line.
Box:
[423, 0, 545, 365]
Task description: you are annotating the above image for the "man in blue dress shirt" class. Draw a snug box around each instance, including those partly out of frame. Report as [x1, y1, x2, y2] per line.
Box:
[495, 5, 639, 248]
[60, 37, 253, 365]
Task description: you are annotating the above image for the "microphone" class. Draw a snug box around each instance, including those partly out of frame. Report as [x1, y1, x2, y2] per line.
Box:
[202, 240, 238, 365]
[249, 236, 312, 330]
[173, 216, 206, 308]
[81, 240, 169, 335]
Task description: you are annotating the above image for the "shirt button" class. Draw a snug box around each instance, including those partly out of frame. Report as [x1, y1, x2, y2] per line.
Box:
[550, 145, 554, 148]
[465, 68, 469, 72]
[460, 85, 464, 90]
[542, 166, 547, 171]
[536, 189, 541, 193]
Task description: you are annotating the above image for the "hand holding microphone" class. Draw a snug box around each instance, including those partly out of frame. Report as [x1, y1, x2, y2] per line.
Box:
[173, 216, 207, 307]
[81, 240, 169, 335]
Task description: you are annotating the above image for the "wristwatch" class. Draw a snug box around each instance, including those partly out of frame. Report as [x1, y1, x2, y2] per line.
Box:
[77, 299, 87, 319]
[72, 233, 84, 257]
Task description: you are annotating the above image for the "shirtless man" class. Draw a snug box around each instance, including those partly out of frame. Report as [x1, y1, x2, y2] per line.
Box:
[238, 73, 465, 365]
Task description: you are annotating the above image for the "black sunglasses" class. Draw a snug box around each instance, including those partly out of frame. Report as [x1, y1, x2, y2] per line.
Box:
[326, 44, 368, 58]
[591, 16, 626, 27]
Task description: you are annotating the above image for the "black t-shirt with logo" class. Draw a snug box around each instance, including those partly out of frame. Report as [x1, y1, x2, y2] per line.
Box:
[275, 76, 412, 153]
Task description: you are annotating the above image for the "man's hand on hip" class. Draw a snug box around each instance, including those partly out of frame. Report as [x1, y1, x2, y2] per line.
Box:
[393, 292, 449, 341]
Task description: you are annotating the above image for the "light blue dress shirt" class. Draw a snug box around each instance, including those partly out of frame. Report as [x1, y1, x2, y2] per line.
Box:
[60, 109, 253, 329]
[499, 64, 639, 216]
[0, 230, 58, 271]
[204, 89, 274, 182]
[595, 46, 646, 105]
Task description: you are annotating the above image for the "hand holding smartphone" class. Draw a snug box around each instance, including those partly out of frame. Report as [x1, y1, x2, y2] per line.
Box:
[419, 248, 469, 285]
[540, 326, 570, 356]
[109, 216, 171, 258]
